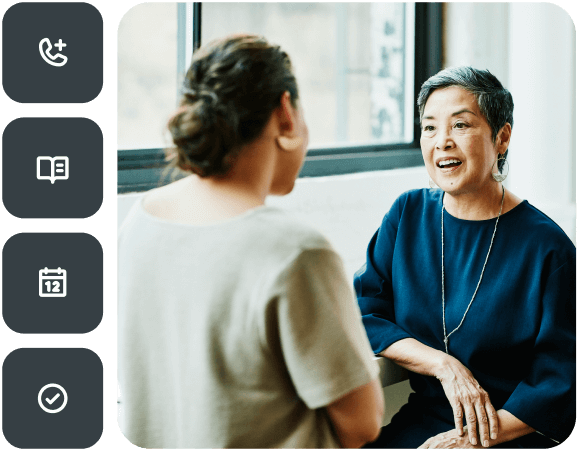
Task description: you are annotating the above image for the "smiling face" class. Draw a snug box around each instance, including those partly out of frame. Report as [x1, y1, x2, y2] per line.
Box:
[420, 86, 504, 195]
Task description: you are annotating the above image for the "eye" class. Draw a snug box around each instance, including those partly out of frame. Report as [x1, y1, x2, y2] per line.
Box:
[454, 122, 468, 129]
[423, 125, 435, 132]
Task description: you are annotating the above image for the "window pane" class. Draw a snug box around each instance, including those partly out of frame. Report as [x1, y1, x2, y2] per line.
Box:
[118, 3, 178, 150]
[117, 3, 415, 151]
[202, 2, 414, 148]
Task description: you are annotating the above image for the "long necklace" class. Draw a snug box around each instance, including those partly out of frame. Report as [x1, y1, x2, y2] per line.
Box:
[441, 186, 505, 354]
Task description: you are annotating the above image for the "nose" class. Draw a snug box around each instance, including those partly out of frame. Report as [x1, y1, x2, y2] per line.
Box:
[435, 128, 455, 150]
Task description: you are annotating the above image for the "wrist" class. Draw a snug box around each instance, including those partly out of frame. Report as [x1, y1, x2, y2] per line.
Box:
[431, 350, 452, 379]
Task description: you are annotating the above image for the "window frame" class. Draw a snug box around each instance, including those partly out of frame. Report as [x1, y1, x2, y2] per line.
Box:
[117, 2, 442, 194]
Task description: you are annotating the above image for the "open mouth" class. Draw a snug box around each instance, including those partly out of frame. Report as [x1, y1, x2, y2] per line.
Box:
[437, 158, 462, 169]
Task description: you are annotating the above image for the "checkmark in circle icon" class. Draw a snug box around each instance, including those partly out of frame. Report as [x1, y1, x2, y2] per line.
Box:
[46, 393, 60, 404]
[38, 383, 68, 413]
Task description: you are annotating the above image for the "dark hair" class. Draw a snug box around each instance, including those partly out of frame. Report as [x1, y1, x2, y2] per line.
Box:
[417, 66, 513, 172]
[166, 34, 299, 177]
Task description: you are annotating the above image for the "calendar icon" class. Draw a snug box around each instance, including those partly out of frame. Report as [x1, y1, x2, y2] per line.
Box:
[39, 267, 67, 297]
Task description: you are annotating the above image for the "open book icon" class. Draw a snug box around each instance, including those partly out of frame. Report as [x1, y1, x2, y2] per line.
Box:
[37, 156, 69, 184]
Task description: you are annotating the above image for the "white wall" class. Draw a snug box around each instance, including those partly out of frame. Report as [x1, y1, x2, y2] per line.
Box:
[118, 2, 576, 428]
[508, 3, 576, 242]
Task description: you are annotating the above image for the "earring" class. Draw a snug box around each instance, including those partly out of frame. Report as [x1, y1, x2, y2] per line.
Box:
[491, 155, 509, 182]
[429, 178, 439, 189]
[276, 136, 303, 151]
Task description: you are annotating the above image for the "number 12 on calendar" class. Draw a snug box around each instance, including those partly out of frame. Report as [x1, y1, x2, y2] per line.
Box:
[39, 267, 67, 298]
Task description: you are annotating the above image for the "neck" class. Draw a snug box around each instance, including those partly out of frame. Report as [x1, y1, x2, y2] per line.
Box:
[193, 140, 276, 208]
[201, 176, 267, 208]
[443, 182, 504, 220]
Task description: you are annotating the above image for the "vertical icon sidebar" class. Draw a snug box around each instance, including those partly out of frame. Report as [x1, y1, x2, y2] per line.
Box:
[2, 3, 105, 449]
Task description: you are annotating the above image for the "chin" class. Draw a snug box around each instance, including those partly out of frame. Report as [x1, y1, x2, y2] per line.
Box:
[271, 181, 296, 196]
[282, 182, 296, 195]
[439, 185, 463, 196]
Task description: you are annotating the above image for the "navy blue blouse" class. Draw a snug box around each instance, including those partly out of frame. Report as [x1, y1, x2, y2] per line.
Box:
[355, 188, 576, 443]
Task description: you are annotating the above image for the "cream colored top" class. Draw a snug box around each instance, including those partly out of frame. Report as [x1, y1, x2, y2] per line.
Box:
[118, 199, 379, 448]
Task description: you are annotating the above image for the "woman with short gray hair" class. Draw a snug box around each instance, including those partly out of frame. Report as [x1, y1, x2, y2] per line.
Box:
[356, 66, 575, 448]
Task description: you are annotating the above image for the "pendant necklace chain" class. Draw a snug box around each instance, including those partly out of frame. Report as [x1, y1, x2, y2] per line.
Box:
[441, 186, 505, 354]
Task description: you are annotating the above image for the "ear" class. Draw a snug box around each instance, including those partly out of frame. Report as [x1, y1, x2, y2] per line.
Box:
[276, 135, 303, 151]
[496, 123, 512, 155]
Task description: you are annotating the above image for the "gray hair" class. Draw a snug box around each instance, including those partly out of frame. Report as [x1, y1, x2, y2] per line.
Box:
[417, 66, 513, 172]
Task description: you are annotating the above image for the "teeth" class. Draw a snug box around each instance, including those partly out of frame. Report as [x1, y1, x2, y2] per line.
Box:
[438, 159, 461, 167]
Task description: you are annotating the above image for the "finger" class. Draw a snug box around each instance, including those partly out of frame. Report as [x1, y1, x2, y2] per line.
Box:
[462, 400, 479, 446]
[485, 400, 499, 440]
[474, 401, 490, 447]
[452, 402, 464, 436]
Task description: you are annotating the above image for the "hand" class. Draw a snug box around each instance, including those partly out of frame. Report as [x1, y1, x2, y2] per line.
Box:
[418, 428, 483, 449]
[434, 354, 498, 447]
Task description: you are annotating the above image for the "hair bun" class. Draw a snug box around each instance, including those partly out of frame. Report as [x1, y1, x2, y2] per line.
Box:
[166, 34, 299, 178]
[183, 87, 218, 106]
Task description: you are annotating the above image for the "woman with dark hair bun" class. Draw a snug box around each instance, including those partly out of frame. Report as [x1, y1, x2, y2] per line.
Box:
[357, 66, 575, 448]
[118, 35, 383, 448]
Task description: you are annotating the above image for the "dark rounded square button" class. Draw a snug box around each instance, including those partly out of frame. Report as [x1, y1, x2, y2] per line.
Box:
[2, 118, 103, 218]
[2, 2, 103, 103]
[2, 348, 103, 448]
[2, 233, 103, 333]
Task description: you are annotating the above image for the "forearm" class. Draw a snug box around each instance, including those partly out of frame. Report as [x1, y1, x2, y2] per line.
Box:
[379, 337, 447, 378]
[483, 410, 534, 447]
[384, 342, 536, 448]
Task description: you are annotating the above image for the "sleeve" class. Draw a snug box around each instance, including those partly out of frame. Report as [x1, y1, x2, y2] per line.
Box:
[502, 256, 576, 443]
[354, 194, 413, 354]
[270, 247, 380, 410]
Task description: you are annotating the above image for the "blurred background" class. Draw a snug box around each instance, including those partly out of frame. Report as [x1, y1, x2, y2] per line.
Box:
[118, 2, 576, 426]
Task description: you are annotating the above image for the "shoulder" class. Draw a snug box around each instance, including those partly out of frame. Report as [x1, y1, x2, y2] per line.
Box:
[248, 209, 346, 297]
[508, 201, 576, 269]
[516, 201, 576, 251]
[250, 207, 334, 255]
[383, 188, 441, 224]
[398, 188, 442, 207]
[118, 196, 146, 242]
[515, 202, 574, 246]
